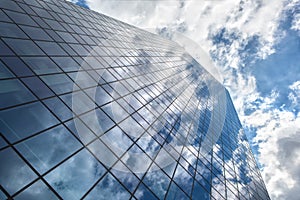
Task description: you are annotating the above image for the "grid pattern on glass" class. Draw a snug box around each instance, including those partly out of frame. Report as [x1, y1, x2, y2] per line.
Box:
[0, 0, 270, 199]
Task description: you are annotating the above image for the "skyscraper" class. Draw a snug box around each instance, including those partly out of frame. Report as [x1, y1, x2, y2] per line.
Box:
[0, 0, 270, 199]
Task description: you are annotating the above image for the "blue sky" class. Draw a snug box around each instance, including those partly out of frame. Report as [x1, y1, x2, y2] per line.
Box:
[252, 9, 300, 111]
[70, 0, 300, 199]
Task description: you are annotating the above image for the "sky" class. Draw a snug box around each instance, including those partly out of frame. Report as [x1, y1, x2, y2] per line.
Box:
[69, 0, 300, 199]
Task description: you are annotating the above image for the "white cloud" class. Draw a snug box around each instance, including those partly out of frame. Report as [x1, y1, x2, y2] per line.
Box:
[86, 0, 284, 55]
[237, 80, 300, 200]
[289, 80, 300, 91]
[288, 80, 300, 108]
[254, 111, 300, 200]
[84, 0, 285, 104]
[291, 8, 300, 33]
[86, 0, 181, 28]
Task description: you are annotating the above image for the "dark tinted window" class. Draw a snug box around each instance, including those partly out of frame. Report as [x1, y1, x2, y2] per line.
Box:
[20, 25, 52, 41]
[0, 22, 28, 38]
[0, 79, 36, 109]
[3, 38, 44, 56]
[1, 57, 33, 76]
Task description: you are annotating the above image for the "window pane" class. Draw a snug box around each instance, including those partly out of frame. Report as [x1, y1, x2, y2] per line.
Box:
[0, 22, 28, 38]
[44, 19, 65, 31]
[3, 38, 44, 56]
[85, 173, 130, 200]
[31, 6, 53, 19]
[0, 136, 7, 149]
[87, 139, 118, 168]
[0, 60, 14, 79]
[0, 0, 23, 12]
[22, 57, 62, 74]
[0, 79, 36, 109]
[81, 35, 96, 45]
[45, 29, 64, 42]
[31, 16, 50, 29]
[16, 125, 81, 173]
[36, 41, 67, 56]
[56, 31, 77, 43]
[20, 25, 52, 41]
[43, 97, 72, 121]
[41, 74, 74, 95]
[69, 44, 90, 56]
[143, 169, 170, 199]
[4, 10, 37, 26]
[0, 102, 59, 143]
[86, 86, 112, 107]
[23, 0, 42, 7]
[18, 2, 36, 15]
[15, 180, 59, 200]
[134, 183, 158, 200]
[45, 149, 105, 199]
[65, 119, 96, 145]
[1, 57, 33, 76]
[68, 71, 97, 89]
[71, 34, 85, 44]
[70, 91, 95, 115]
[0, 40, 14, 56]
[22, 76, 54, 98]
[59, 43, 77, 56]
[0, 9, 12, 22]
[192, 182, 210, 200]
[0, 148, 37, 195]
[51, 57, 80, 72]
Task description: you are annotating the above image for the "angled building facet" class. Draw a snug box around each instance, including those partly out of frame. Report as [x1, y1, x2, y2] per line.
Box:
[0, 0, 270, 199]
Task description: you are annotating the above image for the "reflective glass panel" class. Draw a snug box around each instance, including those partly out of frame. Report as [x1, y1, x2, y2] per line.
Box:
[0, 79, 36, 109]
[14, 180, 58, 200]
[15, 125, 81, 173]
[1, 57, 33, 76]
[0, 22, 28, 38]
[36, 41, 67, 56]
[0, 102, 59, 142]
[20, 25, 52, 41]
[0, 148, 37, 195]
[0, 40, 14, 55]
[22, 57, 62, 74]
[45, 149, 105, 199]
[0, 60, 14, 79]
[85, 173, 130, 200]
[41, 74, 74, 95]
[22, 76, 54, 99]
[4, 10, 38, 26]
[51, 57, 80, 72]
[3, 38, 44, 56]
[43, 97, 73, 121]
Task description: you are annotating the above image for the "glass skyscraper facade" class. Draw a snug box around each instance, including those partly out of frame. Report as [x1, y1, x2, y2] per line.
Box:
[0, 0, 270, 199]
